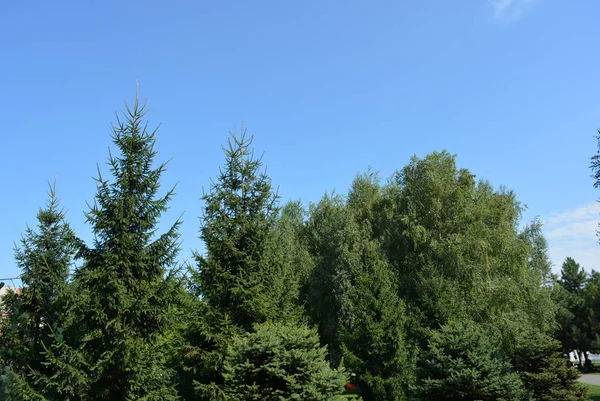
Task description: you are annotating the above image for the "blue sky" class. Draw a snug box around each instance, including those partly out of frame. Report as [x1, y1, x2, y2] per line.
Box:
[1, 0, 600, 282]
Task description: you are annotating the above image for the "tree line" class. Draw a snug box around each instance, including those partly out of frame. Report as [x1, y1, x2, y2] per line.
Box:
[1, 94, 599, 400]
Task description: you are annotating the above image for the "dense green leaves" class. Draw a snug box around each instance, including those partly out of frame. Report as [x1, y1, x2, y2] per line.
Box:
[416, 320, 524, 401]
[194, 130, 280, 331]
[510, 331, 587, 401]
[222, 322, 349, 401]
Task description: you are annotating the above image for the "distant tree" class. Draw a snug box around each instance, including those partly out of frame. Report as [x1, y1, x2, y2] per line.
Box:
[583, 270, 600, 353]
[555, 257, 590, 361]
[415, 320, 524, 401]
[222, 322, 350, 401]
[590, 128, 600, 242]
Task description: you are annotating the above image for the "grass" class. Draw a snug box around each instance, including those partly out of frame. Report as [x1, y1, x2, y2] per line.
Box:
[581, 383, 600, 401]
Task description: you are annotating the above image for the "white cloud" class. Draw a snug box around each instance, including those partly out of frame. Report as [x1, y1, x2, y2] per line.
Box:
[542, 202, 600, 273]
[489, 0, 538, 21]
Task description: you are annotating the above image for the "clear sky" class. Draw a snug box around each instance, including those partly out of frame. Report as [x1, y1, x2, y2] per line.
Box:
[1, 0, 600, 283]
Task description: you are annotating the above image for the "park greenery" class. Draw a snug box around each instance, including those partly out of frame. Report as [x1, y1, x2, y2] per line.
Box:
[1, 94, 600, 400]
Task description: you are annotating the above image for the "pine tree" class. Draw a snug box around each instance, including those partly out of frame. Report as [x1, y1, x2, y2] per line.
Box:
[186, 129, 286, 399]
[510, 331, 587, 401]
[416, 320, 524, 401]
[193, 129, 280, 331]
[0, 186, 78, 399]
[68, 92, 181, 400]
[556, 257, 595, 364]
[222, 322, 350, 401]
[16, 185, 78, 371]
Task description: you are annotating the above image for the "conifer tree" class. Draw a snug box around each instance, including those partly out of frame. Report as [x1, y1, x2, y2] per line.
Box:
[510, 331, 587, 401]
[0, 186, 78, 399]
[186, 129, 287, 399]
[416, 320, 524, 401]
[16, 185, 77, 369]
[556, 257, 592, 361]
[194, 129, 279, 331]
[68, 92, 181, 400]
[222, 322, 350, 401]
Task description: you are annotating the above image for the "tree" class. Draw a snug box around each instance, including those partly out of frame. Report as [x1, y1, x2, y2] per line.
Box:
[304, 174, 413, 400]
[264, 200, 314, 324]
[590, 128, 600, 242]
[416, 320, 524, 401]
[186, 129, 295, 399]
[61, 92, 181, 400]
[0, 186, 78, 399]
[519, 217, 553, 285]
[193, 129, 280, 331]
[555, 257, 591, 361]
[222, 322, 350, 401]
[510, 331, 587, 401]
[16, 185, 77, 369]
[342, 172, 413, 401]
[379, 151, 556, 346]
[304, 194, 356, 365]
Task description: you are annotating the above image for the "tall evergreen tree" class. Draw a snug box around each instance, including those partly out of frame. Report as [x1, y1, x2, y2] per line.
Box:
[186, 129, 291, 399]
[264, 200, 314, 323]
[62, 93, 181, 400]
[16, 185, 78, 369]
[305, 177, 412, 400]
[193, 129, 280, 331]
[0, 186, 78, 399]
[304, 194, 355, 365]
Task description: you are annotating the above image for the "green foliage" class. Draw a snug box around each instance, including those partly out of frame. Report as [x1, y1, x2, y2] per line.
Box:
[510, 331, 587, 401]
[56, 94, 182, 400]
[304, 194, 355, 364]
[341, 172, 413, 401]
[416, 320, 524, 401]
[0, 186, 78, 399]
[265, 200, 314, 324]
[380, 151, 556, 346]
[555, 257, 595, 355]
[222, 322, 350, 401]
[2, 95, 590, 401]
[194, 129, 280, 331]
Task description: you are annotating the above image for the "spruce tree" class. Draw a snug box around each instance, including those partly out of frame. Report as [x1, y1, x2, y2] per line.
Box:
[16, 185, 77, 371]
[194, 129, 279, 331]
[70, 93, 181, 400]
[416, 320, 524, 401]
[0, 186, 78, 399]
[556, 257, 593, 362]
[510, 331, 587, 401]
[222, 322, 350, 401]
[186, 129, 285, 399]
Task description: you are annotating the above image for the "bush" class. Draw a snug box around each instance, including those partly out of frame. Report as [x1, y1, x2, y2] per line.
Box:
[416, 320, 524, 401]
[510, 331, 587, 401]
[222, 322, 350, 401]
